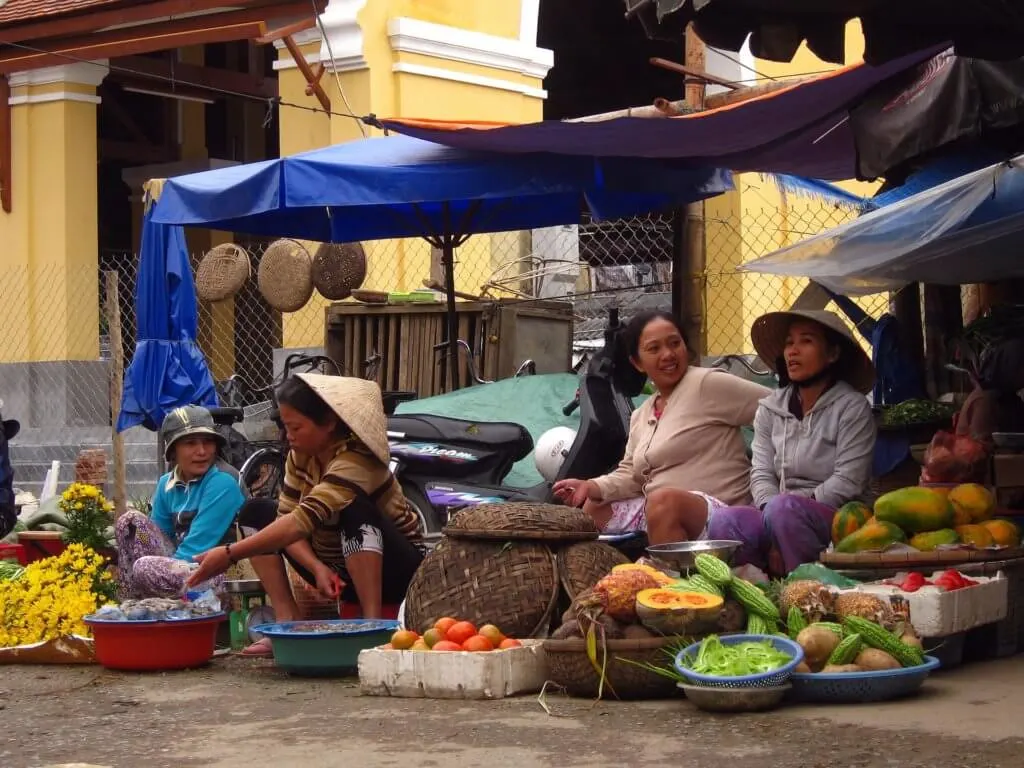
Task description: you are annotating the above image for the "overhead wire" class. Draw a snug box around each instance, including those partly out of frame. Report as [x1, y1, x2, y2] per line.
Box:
[0, 35, 375, 127]
[310, 0, 367, 137]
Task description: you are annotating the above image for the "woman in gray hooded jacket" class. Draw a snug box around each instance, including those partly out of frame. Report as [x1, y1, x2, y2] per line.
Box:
[708, 310, 876, 577]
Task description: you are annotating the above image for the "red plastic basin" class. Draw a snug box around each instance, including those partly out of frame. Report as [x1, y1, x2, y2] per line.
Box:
[0, 543, 26, 565]
[85, 614, 225, 671]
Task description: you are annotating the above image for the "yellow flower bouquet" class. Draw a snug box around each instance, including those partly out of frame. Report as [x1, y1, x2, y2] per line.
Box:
[59, 482, 115, 553]
[0, 543, 115, 661]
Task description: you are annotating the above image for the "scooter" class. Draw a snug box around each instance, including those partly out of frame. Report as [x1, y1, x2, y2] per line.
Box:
[389, 309, 646, 541]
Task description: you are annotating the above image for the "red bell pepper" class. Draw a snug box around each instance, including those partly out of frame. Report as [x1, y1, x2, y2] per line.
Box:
[900, 571, 928, 592]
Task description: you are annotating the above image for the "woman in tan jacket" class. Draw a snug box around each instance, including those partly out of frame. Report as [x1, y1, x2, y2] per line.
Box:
[553, 311, 769, 545]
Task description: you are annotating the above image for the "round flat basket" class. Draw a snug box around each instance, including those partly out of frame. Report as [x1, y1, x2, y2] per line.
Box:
[557, 541, 629, 600]
[443, 502, 600, 542]
[543, 636, 686, 699]
[312, 242, 367, 300]
[258, 239, 313, 312]
[195, 243, 251, 302]
[403, 538, 559, 638]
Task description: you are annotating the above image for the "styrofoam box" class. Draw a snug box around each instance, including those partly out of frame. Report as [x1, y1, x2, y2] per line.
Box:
[848, 573, 1009, 638]
[358, 640, 547, 700]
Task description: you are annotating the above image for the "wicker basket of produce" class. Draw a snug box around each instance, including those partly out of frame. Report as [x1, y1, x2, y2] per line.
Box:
[403, 537, 560, 638]
[258, 239, 314, 312]
[543, 636, 686, 700]
[556, 541, 630, 601]
[443, 501, 599, 542]
[312, 241, 367, 300]
[196, 243, 251, 302]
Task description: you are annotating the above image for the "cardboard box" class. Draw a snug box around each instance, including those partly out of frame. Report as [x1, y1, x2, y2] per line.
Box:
[358, 640, 547, 700]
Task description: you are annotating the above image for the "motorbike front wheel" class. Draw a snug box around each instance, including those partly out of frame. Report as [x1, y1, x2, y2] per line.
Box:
[400, 482, 443, 535]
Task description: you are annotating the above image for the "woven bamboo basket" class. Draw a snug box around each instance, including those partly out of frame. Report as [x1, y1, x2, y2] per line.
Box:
[404, 537, 560, 637]
[543, 636, 685, 699]
[285, 561, 338, 620]
[196, 243, 251, 302]
[312, 242, 367, 300]
[258, 239, 314, 312]
[556, 541, 629, 601]
[443, 501, 599, 542]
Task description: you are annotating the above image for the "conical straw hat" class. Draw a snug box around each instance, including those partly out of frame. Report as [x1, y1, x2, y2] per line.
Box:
[295, 373, 390, 465]
[750, 309, 875, 394]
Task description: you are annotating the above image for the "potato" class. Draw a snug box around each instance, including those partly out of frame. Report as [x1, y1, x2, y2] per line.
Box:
[855, 648, 902, 670]
[794, 661, 812, 674]
[822, 664, 864, 674]
[901, 634, 923, 651]
[796, 626, 842, 668]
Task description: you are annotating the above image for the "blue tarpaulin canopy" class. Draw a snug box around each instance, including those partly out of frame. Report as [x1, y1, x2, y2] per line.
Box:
[150, 133, 732, 239]
[149, 133, 732, 386]
[741, 154, 1024, 295]
[118, 198, 218, 432]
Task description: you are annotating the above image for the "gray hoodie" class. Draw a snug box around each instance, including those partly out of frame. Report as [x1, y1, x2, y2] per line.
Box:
[749, 380, 876, 509]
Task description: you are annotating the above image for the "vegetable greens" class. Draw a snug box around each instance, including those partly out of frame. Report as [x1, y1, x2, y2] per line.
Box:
[680, 635, 791, 677]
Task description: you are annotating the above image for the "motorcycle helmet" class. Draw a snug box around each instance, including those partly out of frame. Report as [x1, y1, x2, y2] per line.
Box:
[534, 426, 577, 482]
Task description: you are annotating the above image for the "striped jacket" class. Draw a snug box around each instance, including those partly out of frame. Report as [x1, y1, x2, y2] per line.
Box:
[278, 439, 420, 566]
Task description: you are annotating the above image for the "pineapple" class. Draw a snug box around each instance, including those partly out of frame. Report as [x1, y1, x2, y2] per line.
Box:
[779, 580, 836, 623]
[833, 592, 894, 629]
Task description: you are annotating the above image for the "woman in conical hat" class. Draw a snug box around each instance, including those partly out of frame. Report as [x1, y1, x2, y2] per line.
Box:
[707, 310, 877, 578]
[188, 374, 423, 654]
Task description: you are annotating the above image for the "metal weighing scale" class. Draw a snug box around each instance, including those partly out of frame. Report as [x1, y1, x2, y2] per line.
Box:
[225, 579, 275, 650]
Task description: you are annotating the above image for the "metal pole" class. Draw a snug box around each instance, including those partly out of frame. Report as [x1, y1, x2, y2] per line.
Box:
[441, 240, 460, 390]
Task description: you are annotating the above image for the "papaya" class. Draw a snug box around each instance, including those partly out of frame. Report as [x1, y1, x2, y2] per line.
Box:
[908, 528, 960, 552]
[831, 501, 873, 546]
[948, 484, 995, 524]
[835, 520, 906, 554]
[981, 518, 1021, 548]
[874, 487, 954, 534]
[955, 524, 994, 548]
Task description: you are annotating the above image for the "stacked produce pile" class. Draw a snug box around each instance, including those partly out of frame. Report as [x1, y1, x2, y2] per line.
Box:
[0, 543, 115, 648]
[550, 555, 780, 641]
[780, 579, 926, 673]
[831, 483, 1021, 554]
[384, 617, 523, 652]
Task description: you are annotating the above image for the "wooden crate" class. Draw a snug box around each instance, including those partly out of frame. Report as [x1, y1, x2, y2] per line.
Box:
[324, 299, 573, 398]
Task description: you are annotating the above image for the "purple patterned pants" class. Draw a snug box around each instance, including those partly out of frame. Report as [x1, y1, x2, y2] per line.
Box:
[707, 493, 835, 577]
[115, 511, 224, 598]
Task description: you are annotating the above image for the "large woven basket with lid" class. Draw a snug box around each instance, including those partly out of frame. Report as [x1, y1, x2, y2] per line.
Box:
[404, 503, 619, 638]
[442, 501, 600, 542]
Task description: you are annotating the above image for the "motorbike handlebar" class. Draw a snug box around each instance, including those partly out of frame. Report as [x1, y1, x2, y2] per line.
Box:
[282, 354, 342, 378]
[562, 395, 580, 416]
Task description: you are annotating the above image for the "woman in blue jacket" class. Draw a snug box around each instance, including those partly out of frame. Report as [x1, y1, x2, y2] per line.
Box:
[115, 406, 244, 597]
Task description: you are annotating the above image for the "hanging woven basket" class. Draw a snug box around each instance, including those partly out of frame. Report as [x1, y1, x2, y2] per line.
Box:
[195, 243, 251, 302]
[258, 239, 314, 312]
[312, 241, 368, 300]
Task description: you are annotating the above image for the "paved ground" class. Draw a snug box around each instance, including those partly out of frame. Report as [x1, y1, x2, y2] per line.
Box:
[4, 655, 1022, 768]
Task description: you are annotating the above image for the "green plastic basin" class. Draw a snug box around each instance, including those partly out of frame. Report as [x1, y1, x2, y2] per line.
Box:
[253, 619, 398, 676]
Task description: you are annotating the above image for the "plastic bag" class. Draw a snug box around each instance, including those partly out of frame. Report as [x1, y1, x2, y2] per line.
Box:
[920, 429, 989, 483]
[786, 563, 860, 588]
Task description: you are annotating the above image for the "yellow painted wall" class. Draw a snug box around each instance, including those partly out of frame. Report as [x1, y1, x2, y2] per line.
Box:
[277, 0, 545, 348]
[704, 20, 883, 355]
[0, 82, 101, 363]
[391, 0, 522, 39]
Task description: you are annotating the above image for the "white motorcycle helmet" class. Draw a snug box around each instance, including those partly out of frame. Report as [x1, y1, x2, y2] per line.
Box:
[534, 426, 578, 482]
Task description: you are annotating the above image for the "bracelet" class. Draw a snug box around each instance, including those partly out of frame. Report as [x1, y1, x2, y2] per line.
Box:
[224, 543, 237, 564]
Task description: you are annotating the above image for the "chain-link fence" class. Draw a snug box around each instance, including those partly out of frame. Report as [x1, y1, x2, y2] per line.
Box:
[2, 185, 892, 502]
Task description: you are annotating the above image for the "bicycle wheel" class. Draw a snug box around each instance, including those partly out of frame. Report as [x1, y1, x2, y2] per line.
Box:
[239, 447, 285, 500]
